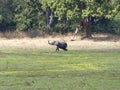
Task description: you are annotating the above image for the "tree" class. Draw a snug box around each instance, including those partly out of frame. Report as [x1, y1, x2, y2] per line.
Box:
[0, 0, 119, 36]
[40, 0, 54, 34]
[15, 0, 45, 31]
[41, 0, 120, 39]
[0, 0, 15, 31]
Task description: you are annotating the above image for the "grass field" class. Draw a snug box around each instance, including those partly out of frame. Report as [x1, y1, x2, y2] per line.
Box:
[0, 49, 120, 90]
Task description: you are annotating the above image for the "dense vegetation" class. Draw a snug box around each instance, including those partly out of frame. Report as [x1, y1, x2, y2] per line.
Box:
[0, 0, 120, 37]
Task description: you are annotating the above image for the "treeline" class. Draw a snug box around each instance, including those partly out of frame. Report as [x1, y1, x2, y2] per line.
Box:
[0, 0, 120, 37]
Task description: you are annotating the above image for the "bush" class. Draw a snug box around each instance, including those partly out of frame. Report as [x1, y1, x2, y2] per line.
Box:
[91, 14, 120, 35]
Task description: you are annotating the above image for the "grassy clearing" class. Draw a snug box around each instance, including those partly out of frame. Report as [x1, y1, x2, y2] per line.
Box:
[0, 49, 120, 90]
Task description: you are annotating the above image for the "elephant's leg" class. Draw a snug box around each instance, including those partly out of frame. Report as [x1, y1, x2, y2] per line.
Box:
[56, 47, 59, 51]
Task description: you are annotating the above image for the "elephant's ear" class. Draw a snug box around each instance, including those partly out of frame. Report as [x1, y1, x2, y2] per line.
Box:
[54, 41, 59, 45]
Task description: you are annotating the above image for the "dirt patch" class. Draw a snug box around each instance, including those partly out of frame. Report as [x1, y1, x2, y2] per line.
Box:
[0, 34, 120, 50]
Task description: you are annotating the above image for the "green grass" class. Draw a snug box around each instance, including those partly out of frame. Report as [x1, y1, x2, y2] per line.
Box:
[0, 49, 120, 90]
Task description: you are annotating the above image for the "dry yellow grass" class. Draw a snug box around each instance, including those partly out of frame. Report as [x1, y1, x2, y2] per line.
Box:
[0, 34, 120, 50]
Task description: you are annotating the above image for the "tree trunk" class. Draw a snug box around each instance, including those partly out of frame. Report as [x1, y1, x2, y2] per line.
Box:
[46, 7, 53, 35]
[81, 17, 92, 40]
[71, 26, 79, 41]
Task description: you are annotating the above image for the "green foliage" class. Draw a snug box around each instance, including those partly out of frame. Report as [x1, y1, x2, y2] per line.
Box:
[15, 0, 46, 31]
[91, 12, 120, 34]
[53, 22, 69, 34]
[0, 0, 119, 34]
[40, 0, 120, 34]
[15, 14, 32, 30]
[112, 12, 120, 34]
[0, 0, 15, 30]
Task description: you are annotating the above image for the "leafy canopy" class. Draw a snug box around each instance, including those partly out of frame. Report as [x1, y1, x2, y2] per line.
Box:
[41, 0, 120, 20]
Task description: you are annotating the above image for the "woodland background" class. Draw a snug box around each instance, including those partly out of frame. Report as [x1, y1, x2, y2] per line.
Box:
[0, 0, 120, 38]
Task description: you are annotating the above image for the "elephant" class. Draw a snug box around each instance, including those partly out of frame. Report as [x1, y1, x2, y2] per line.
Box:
[48, 40, 68, 51]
